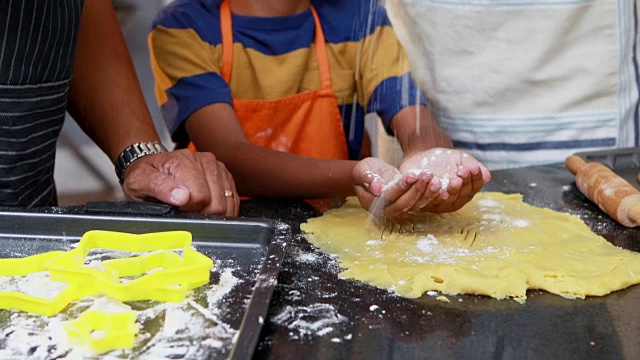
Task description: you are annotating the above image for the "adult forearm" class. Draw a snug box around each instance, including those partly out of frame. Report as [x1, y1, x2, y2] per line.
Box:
[67, 0, 159, 163]
[391, 105, 453, 156]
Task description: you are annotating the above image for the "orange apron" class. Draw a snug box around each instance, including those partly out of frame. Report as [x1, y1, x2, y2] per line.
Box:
[191, 1, 351, 210]
[217, 0, 349, 160]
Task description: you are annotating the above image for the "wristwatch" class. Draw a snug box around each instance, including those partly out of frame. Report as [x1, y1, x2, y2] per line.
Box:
[115, 141, 168, 184]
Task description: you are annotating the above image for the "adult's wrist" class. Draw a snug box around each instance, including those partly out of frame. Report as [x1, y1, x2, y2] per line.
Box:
[115, 141, 168, 184]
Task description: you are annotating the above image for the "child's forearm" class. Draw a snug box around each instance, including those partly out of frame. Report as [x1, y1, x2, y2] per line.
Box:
[219, 144, 357, 198]
[390, 105, 453, 157]
[186, 103, 357, 199]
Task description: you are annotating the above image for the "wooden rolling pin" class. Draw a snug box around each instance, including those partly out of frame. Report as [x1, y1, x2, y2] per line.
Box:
[566, 155, 640, 227]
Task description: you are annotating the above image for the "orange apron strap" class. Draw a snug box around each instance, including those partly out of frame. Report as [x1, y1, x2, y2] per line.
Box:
[220, 3, 331, 92]
[220, 0, 234, 83]
[309, 6, 333, 93]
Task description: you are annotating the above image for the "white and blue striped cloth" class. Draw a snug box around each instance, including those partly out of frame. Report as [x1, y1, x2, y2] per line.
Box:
[387, 0, 639, 169]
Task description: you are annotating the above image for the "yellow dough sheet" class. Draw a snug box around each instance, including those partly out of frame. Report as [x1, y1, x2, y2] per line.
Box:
[301, 192, 640, 303]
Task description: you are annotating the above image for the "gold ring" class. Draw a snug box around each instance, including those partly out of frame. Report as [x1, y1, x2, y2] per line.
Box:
[224, 190, 233, 197]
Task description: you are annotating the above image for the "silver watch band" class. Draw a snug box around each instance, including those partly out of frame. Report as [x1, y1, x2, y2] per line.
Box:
[115, 141, 168, 184]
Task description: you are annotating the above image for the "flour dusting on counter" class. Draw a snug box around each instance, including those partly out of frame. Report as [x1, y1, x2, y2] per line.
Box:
[0, 271, 67, 299]
[0, 264, 241, 359]
[272, 303, 347, 340]
[296, 251, 320, 264]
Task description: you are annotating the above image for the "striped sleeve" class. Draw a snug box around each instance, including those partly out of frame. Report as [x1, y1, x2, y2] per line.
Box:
[356, 4, 427, 134]
[148, 5, 230, 144]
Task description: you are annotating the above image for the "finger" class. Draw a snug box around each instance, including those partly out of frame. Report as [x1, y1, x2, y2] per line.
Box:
[191, 154, 228, 215]
[124, 162, 191, 206]
[461, 154, 491, 184]
[445, 164, 485, 212]
[226, 165, 240, 216]
[411, 173, 440, 210]
[452, 165, 486, 209]
[480, 165, 492, 184]
[379, 173, 416, 202]
[154, 150, 219, 212]
[354, 185, 377, 211]
[432, 176, 471, 214]
[417, 178, 451, 213]
[218, 162, 238, 216]
[382, 173, 428, 218]
[390, 172, 430, 215]
[353, 170, 385, 212]
[353, 171, 385, 196]
[434, 184, 475, 213]
[439, 162, 476, 203]
[468, 164, 486, 193]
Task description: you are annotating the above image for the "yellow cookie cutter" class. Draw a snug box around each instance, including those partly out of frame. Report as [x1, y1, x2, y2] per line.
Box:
[63, 310, 140, 354]
[99, 249, 212, 302]
[0, 251, 97, 316]
[47, 230, 213, 303]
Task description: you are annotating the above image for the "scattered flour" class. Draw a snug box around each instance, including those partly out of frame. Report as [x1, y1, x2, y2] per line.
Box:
[0, 272, 67, 300]
[411, 234, 501, 264]
[438, 175, 450, 191]
[417, 234, 439, 253]
[0, 259, 241, 360]
[482, 213, 530, 228]
[477, 199, 501, 208]
[272, 303, 347, 340]
[206, 268, 241, 309]
[86, 296, 132, 313]
[482, 213, 509, 222]
[511, 219, 530, 228]
[296, 252, 320, 264]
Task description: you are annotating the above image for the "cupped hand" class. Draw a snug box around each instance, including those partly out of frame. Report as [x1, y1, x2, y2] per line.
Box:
[121, 149, 239, 216]
[399, 148, 491, 213]
[352, 157, 437, 219]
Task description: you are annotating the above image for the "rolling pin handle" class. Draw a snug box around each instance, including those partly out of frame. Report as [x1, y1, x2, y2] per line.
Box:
[628, 202, 640, 227]
[565, 155, 587, 175]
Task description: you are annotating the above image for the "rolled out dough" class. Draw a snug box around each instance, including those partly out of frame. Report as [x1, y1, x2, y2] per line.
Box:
[301, 192, 640, 303]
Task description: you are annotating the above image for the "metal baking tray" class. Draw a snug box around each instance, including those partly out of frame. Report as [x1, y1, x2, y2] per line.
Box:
[573, 147, 640, 190]
[0, 209, 290, 360]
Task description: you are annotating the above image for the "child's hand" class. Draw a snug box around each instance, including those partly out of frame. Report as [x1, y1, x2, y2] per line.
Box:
[352, 157, 437, 219]
[398, 148, 491, 213]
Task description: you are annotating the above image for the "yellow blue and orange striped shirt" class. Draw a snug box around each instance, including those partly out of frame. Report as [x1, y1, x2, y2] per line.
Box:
[149, 0, 426, 159]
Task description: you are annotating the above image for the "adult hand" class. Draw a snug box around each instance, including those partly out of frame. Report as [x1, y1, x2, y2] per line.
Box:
[352, 157, 437, 219]
[399, 148, 491, 213]
[121, 149, 239, 216]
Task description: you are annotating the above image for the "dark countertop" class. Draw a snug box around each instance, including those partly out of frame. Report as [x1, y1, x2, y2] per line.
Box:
[11, 162, 637, 359]
[240, 163, 640, 360]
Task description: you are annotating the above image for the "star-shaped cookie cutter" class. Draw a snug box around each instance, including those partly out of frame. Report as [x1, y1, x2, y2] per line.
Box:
[0, 251, 97, 316]
[0, 230, 214, 354]
[63, 309, 140, 354]
[46, 230, 214, 303]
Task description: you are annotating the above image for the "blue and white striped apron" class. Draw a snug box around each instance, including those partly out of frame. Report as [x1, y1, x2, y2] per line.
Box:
[387, 0, 640, 169]
[0, 0, 84, 206]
